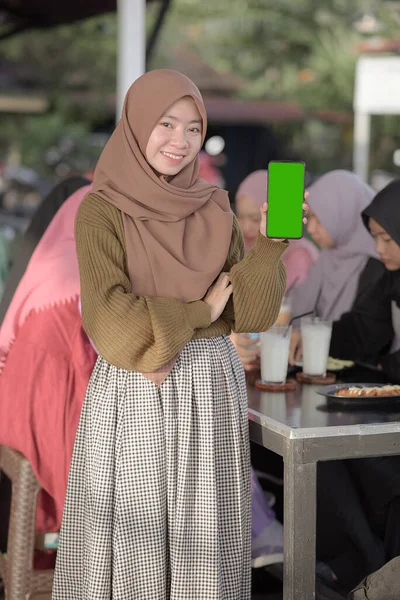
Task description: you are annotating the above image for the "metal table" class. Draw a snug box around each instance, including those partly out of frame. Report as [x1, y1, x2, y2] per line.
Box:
[247, 377, 400, 600]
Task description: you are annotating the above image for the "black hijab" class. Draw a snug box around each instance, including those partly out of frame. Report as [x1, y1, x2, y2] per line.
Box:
[362, 179, 400, 245]
[362, 178, 400, 309]
[0, 175, 90, 323]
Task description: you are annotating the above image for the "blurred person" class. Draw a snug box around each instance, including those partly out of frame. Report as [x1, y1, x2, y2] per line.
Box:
[328, 178, 400, 380]
[235, 169, 318, 288]
[0, 175, 90, 323]
[231, 168, 315, 567]
[198, 149, 224, 187]
[0, 184, 96, 542]
[251, 469, 284, 567]
[232, 169, 318, 370]
[0, 228, 9, 300]
[289, 170, 377, 364]
[314, 181, 400, 592]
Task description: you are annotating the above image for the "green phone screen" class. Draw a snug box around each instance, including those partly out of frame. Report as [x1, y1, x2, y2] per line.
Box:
[267, 161, 305, 239]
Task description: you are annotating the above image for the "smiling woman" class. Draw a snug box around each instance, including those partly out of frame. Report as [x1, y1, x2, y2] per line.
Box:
[145, 96, 203, 177]
[51, 69, 288, 600]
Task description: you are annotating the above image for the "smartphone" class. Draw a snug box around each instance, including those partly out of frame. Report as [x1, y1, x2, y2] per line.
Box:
[267, 160, 305, 239]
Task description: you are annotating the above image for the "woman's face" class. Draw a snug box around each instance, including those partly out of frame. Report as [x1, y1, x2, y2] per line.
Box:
[235, 193, 261, 250]
[306, 207, 335, 249]
[145, 97, 203, 177]
[369, 217, 400, 271]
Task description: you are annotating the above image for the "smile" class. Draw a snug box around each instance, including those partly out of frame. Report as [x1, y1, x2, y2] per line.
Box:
[161, 151, 185, 161]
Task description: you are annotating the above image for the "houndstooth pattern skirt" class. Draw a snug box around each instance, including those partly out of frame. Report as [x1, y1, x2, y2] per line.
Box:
[52, 336, 251, 600]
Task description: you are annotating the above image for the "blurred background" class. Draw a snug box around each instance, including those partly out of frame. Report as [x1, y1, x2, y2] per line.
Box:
[0, 0, 399, 280]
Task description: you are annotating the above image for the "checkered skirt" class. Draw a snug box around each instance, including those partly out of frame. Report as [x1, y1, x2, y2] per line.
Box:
[52, 336, 251, 600]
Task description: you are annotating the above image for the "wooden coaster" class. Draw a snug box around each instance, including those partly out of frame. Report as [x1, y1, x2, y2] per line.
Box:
[296, 372, 336, 385]
[255, 378, 297, 391]
[245, 368, 260, 386]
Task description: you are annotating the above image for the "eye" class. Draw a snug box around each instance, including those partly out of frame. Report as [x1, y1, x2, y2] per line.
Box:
[189, 127, 201, 134]
[160, 121, 173, 128]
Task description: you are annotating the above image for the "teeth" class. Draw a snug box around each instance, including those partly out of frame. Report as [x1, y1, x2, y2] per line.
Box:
[162, 152, 183, 160]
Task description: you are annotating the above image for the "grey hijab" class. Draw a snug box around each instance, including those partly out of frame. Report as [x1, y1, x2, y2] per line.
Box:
[291, 170, 377, 321]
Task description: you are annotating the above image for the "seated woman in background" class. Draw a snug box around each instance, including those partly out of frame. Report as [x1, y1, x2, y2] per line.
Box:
[307, 180, 400, 592]
[0, 175, 90, 322]
[290, 169, 377, 321]
[232, 169, 318, 369]
[0, 184, 96, 537]
[289, 169, 377, 363]
[328, 178, 400, 381]
[230, 169, 315, 567]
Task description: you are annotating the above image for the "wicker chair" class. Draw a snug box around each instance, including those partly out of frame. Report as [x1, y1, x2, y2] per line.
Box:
[0, 445, 54, 600]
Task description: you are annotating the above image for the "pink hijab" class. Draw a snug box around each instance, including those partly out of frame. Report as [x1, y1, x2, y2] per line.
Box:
[236, 170, 319, 291]
[0, 185, 91, 373]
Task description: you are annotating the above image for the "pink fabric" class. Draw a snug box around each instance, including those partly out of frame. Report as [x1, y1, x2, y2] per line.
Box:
[236, 169, 319, 290]
[198, 151, 224, 187]
[283, 242, 318, 291]
[0, 302, 97, 531]
[0, 185, 92, 372]
[0, 184, 96, 531]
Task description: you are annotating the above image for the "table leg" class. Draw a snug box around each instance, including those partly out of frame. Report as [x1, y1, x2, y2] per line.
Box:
[283, 442, 317, 600]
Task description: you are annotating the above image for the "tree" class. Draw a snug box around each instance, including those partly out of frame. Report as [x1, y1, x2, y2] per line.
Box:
[0, 0, 399, 176]
[153, 0, 393, 111]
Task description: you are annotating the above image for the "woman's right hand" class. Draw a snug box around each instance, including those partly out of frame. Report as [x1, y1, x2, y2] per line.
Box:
[289, 328, 302, 365]
[231, 332, 260, 370]
[204, 272, 233, 323]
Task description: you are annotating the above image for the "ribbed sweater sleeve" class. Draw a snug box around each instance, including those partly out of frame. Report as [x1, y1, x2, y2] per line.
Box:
[76, 196, 287, 372]
[75, 195, 211, 372]
[228, 222, 288, 333]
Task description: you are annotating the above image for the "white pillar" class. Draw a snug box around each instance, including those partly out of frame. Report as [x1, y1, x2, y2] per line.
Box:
[116, 0, 146, 123]
[353, 111, 371, 182]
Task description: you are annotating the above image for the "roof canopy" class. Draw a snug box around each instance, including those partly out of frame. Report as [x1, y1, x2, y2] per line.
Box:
[0, 1, 117, 30]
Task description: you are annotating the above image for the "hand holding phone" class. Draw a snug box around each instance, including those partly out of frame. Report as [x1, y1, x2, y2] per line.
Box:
[266, 161, 306, 240]
[259, 194, 308, 241]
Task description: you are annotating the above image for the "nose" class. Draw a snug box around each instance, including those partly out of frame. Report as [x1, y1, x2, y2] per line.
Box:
[172, 127, 189, 148]
[375, 237, 385, 255]
[241, 220, 253, 236]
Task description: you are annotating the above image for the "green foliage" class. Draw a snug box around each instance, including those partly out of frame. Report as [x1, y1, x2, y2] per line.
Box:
[153, 0, 395, 112]
[0, 14, 118, 107]
[0, 1, 399, 175]
[0, 113, 95, 177]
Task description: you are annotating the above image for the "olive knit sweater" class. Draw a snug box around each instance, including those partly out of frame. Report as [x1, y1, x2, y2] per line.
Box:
[75, 193, 287, 372]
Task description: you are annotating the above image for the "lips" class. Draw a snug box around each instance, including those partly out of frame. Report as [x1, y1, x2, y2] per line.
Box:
[161, 151, 185, 162]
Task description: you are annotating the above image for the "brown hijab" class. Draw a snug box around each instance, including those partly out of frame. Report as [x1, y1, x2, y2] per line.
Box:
[91, 69, 233, 303]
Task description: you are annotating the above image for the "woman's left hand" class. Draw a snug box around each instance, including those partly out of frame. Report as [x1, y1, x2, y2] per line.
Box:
[260, 190, 309, 240]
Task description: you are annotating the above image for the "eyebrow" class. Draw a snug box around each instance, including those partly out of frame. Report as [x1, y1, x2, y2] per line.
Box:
[162, 115, 202, 125]
[371, 231, 390, 237]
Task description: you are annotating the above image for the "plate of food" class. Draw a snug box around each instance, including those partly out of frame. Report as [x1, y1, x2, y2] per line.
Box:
[317, 383, 400, 409]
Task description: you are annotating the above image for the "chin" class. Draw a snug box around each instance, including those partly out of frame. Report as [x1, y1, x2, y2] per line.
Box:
[385, 263, 400, 271]
[245, 239, 256, 250]
[162, 161, 189, 177]
[154, 164, 182, 177]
